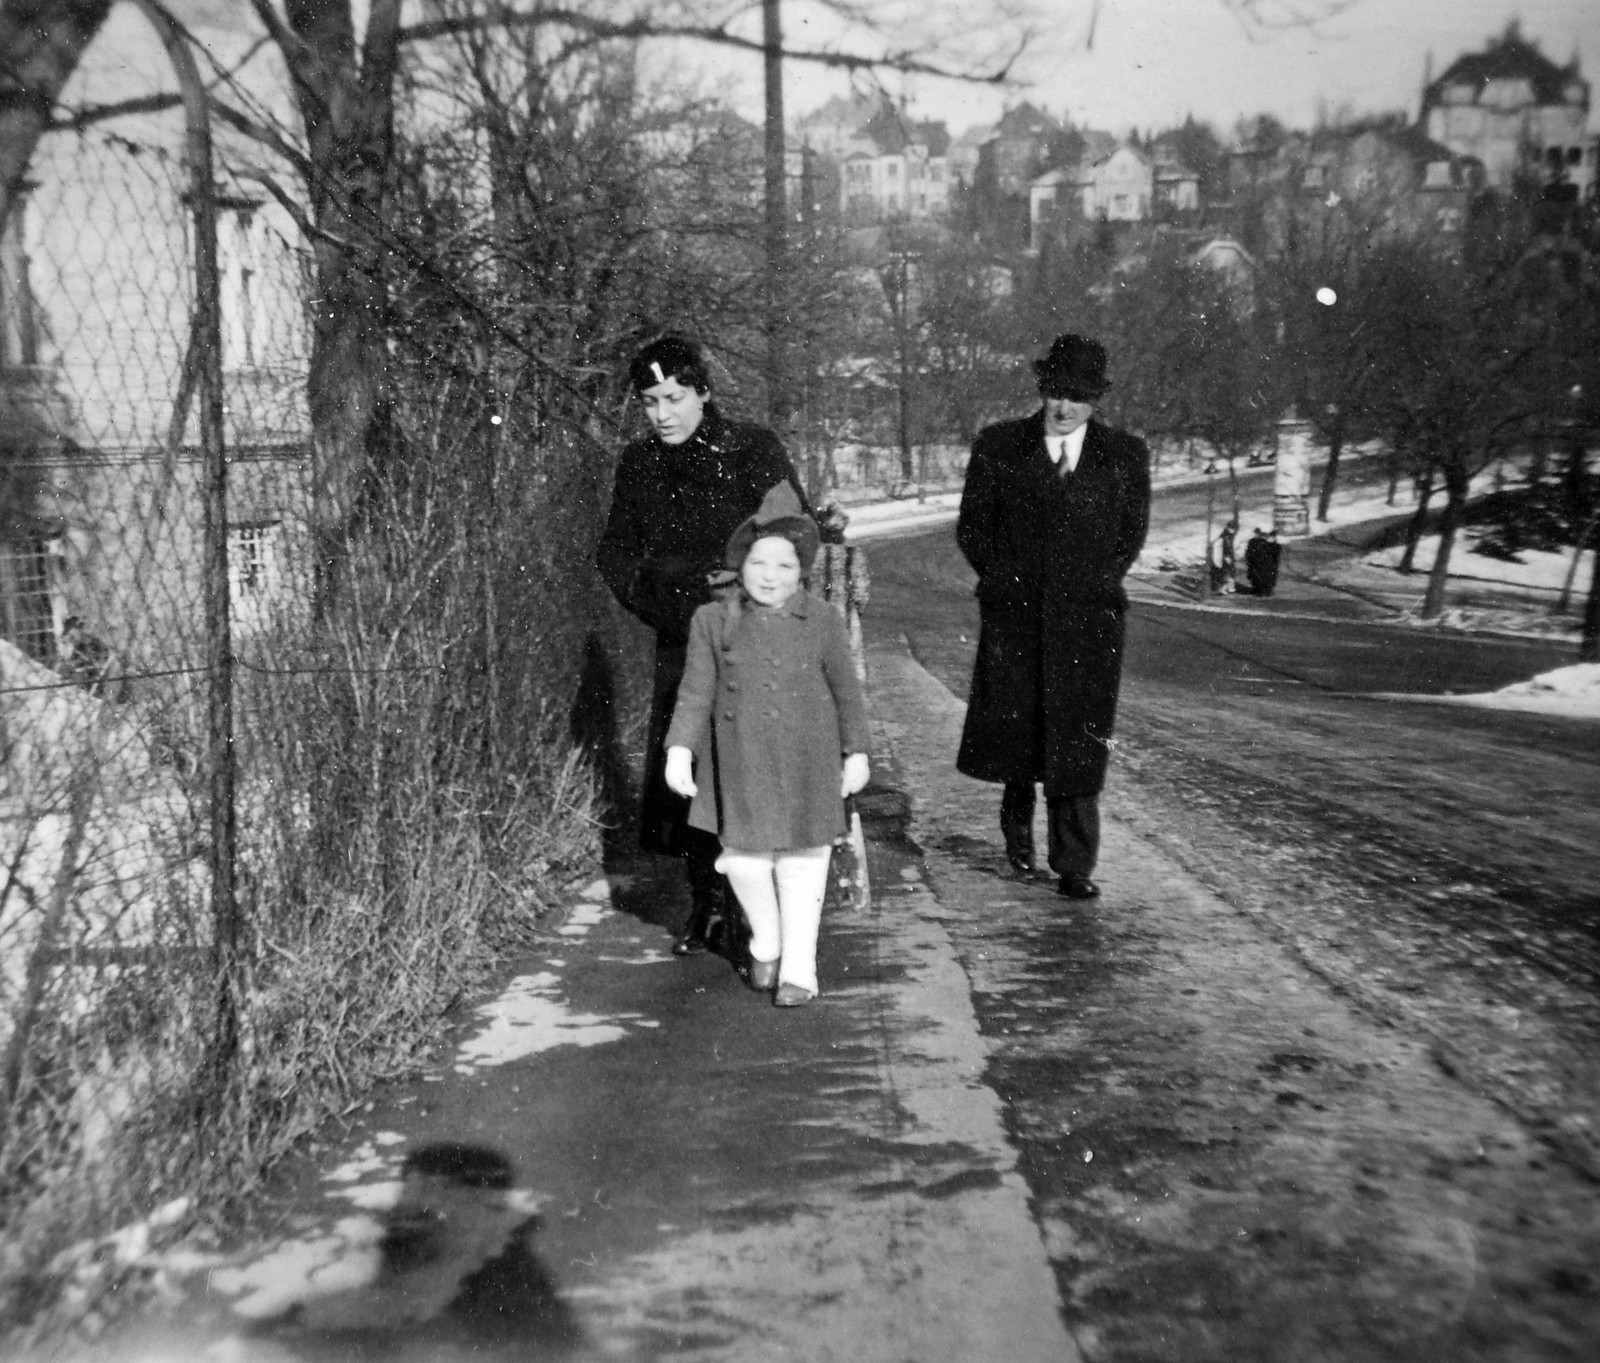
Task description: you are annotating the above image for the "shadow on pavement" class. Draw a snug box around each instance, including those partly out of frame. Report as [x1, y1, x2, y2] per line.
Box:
[248, 1143, 585, 1362]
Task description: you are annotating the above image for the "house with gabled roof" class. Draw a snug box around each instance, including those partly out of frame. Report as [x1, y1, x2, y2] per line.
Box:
[838, 107, 952, 223]
[1421, 21, 1596, 198]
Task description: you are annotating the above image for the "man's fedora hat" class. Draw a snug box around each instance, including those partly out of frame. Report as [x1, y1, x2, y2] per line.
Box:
[1033, 333, 1111, 400]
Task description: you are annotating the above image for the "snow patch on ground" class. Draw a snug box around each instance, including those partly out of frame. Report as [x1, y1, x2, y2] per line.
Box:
[557, 899, 609, 937]
[1366, 534, 1593, 594]
[209, 1217, 388, 1320]
[452, 970, 659, 1074]
[1449, 663, 1600, 718]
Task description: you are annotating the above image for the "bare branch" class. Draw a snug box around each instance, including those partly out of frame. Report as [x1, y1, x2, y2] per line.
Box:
[233, 164, 329, 242]
[245, 0, 310, 68]
[1220, 0, 1365, 40]
[48, 33, 275, 132]
[50, 92, 180, 129]
[397, 5, 1025, 84]
[208, 97, 312, 178]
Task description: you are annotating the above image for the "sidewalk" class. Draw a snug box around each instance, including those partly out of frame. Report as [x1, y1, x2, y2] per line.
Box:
[112, 734, 1077, 1360]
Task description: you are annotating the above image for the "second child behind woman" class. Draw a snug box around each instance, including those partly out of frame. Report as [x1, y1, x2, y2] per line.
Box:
[663, 484, 871, 1007]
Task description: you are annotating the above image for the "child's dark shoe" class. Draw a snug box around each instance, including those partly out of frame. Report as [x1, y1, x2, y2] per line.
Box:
[747, 959, 779, 991]
[773, 983, 815, 1008]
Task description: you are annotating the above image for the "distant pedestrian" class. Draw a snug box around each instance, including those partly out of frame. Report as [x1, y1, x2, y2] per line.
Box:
[663, 484, 871, 1007]
[956, 333, 1151, 900]
[1216, 517, 1239, 593]
[597, 336, 809, 958]
[1244, 527, 1282, 597]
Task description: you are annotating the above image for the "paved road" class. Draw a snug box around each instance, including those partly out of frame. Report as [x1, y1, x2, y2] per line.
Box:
[864, 523, 1600, 1360]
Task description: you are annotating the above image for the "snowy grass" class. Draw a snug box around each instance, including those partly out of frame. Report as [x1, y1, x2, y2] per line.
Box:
[1365, 534, 1594, 598]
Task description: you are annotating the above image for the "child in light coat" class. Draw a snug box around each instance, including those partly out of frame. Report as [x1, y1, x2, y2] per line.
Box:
[663, 484, 871, 1006]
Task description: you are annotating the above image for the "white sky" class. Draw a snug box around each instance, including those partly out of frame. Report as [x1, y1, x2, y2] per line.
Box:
[684, 0, 1600, 138]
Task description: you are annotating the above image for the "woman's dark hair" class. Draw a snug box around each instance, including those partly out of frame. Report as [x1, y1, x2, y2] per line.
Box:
[628, 335, 712, 394]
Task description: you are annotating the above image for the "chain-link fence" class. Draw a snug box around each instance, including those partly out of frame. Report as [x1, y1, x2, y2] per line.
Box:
[0, 63, 614, 1331]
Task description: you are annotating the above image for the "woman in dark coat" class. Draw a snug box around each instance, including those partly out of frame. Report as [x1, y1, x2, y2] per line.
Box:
[956, 334, 1151, 899]
[596, 336, 808, 954]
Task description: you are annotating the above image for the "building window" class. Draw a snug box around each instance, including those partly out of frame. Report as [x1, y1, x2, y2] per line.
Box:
[230, 523, 279, 597]
[1424, 161, 1454, 189]
[220, 202, 265, 371]
[1568, 147, 1583, 166]
[1302, 165, 1325, 189]
[0, 535, 58, 663]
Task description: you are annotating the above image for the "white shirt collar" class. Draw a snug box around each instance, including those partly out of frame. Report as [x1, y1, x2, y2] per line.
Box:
[1045, 423, 1089, 471]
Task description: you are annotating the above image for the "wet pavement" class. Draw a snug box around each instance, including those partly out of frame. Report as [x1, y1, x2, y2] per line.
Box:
[107, 773, 1072, 1361]
[873, 642, 1600, 1362]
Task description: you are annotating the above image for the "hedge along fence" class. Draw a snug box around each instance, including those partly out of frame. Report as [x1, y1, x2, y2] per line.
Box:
[0, 78, 609, 1352]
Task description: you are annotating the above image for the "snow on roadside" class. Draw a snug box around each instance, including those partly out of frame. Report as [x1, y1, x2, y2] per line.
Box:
[1428, 663, 1600, 719]
[1366, 534, 1593, 595]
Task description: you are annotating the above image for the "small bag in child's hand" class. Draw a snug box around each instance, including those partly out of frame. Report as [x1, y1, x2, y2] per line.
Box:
[831, 795, 871, 911]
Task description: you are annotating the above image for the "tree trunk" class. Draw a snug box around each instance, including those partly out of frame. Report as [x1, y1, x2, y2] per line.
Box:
[1398, 466, 1433, 574]
[1420, 469, 1467, 619]
[0, 0, 113, 232]
[1582, 536, 1600, 663]
[762, 0, 787, 431]
[1315, 427, 1343, 521]
[281, 0, 404, 615]
[1565, 439, 1592, 529]
[1554, 510, 1600, 615]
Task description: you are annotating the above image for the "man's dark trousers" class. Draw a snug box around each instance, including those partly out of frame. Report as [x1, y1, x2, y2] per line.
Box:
[1001, 780, 1099, 880]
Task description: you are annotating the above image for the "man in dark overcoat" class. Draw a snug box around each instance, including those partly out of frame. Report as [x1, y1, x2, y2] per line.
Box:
[597, 335, 808, 954]
[955, 333, 1151, 899]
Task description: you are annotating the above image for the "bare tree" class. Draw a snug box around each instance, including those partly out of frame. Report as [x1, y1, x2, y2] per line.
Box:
[1, 0, 1361, 604]
[1365, 232, 1544, 619]
[0, 0, 113, 231]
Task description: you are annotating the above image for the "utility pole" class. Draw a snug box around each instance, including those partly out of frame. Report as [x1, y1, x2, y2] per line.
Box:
[763, 0, 788, 432]
[884, 247, 921, 487]
[800, 143, 820, 502]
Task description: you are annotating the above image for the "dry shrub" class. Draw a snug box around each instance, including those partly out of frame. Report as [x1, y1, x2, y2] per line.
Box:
[0, 435, 605, 1346]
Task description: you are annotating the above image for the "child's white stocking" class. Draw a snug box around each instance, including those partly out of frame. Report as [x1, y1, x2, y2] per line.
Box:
[774, 846, 832, 994]
[717, 851, 781, 965]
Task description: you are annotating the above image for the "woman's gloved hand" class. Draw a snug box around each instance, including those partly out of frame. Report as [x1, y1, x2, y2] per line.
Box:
[840, 751, 870, 798]
[664, 745, 698, 799]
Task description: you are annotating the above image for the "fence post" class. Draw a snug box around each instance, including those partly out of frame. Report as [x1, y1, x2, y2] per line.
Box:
[128, 0, 239, 1078]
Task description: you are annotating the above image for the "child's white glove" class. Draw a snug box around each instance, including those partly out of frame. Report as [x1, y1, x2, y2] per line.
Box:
[664, 745, 697, 798]
[840, 751, 870, 798]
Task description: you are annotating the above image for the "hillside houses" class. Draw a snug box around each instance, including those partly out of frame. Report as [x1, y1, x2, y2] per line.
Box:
[1224, 120, 1487, 254]
[1421, 21, 1597, 200]
[1028, 144, 1202, 252]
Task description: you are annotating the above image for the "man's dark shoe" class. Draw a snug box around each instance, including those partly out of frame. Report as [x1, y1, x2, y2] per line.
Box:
[1006, 850, 1037, 877]
[672, 896, 721, 956]
[671, 918, 715, 956]
[1057, 875, 1100, 900]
